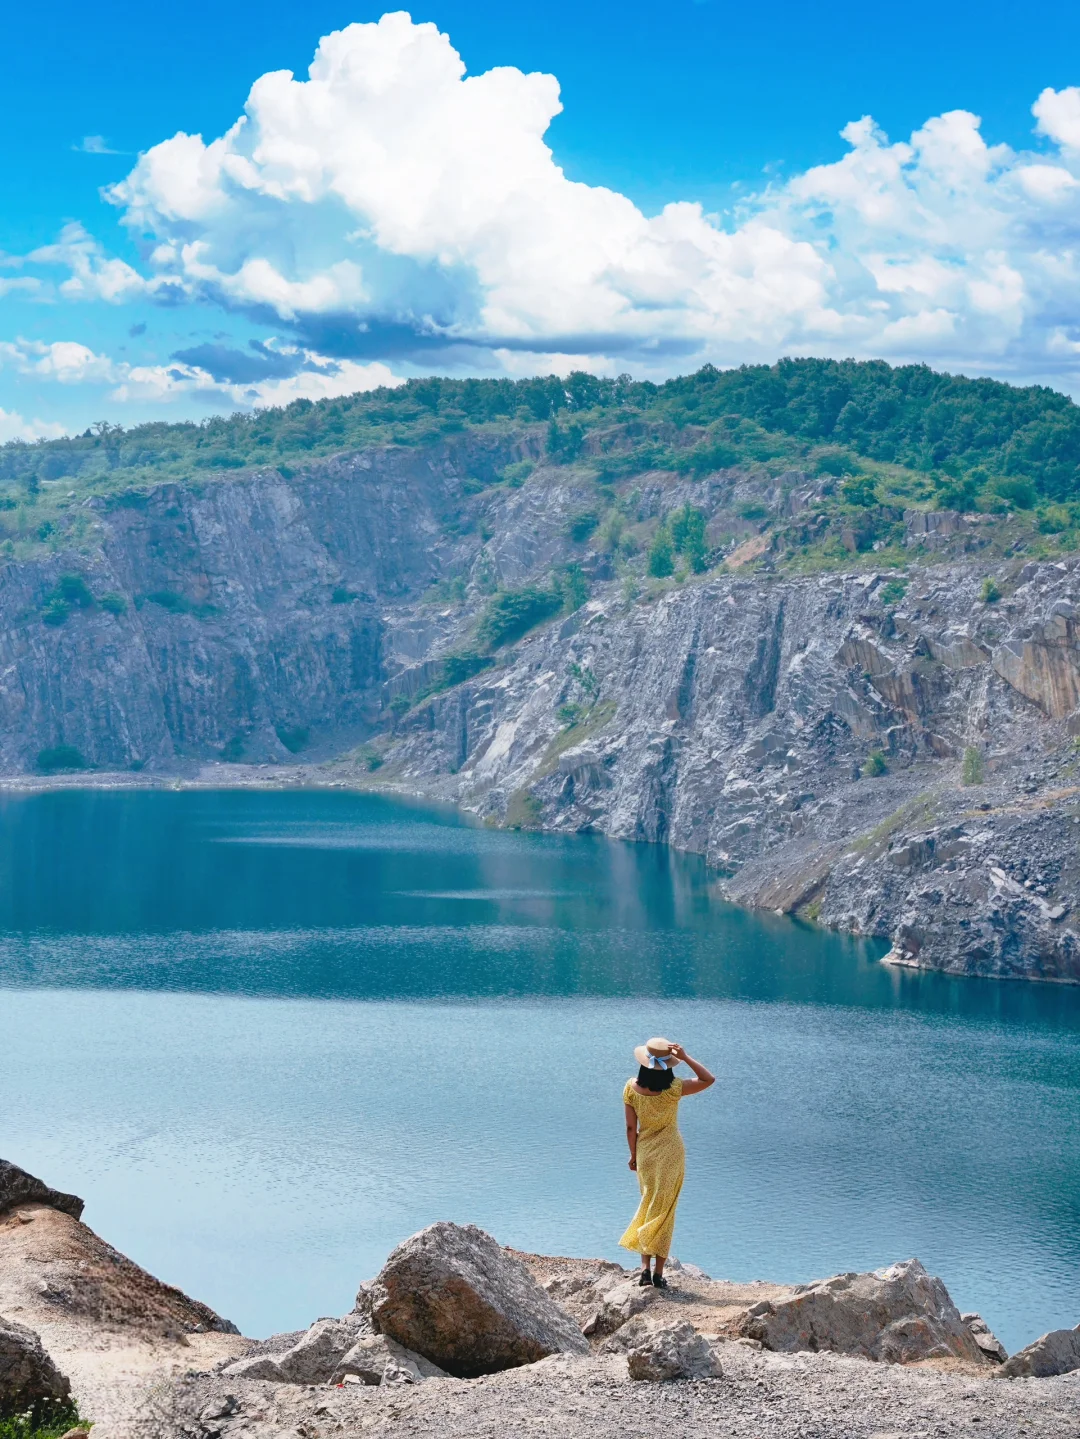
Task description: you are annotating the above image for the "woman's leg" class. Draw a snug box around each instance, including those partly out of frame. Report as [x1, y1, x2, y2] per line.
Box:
[653, 1255, 666, 1278]
[639, 1253, 653, 1281]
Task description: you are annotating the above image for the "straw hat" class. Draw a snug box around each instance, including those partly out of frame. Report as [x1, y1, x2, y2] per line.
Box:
[634, 1036, 679, 1068]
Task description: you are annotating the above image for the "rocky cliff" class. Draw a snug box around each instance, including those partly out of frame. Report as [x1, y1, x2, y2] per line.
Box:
[7, 435, 1080, 982]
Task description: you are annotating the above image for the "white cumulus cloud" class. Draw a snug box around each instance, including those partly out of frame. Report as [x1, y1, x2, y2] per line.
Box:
[12, 14, 1080, 392]
[0, 407, 66, 443]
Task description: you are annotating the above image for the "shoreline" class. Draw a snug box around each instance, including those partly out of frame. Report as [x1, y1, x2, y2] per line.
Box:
[3, 1177, 1078, 1439]
[5, 768, 1080, 989]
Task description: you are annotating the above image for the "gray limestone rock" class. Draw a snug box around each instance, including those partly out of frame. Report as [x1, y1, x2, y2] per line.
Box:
[369, 1221, 589, 1377]
[626, 1322, 723, 1381]
[0, 1316, 70, 1416]
[0, 1160, 84, 1222]
[740, 1259, 986, 1364]
[998, 1323, 1080, 1378]
[330, 1334, 447, 1386]
[580, 1279, 657, 1338]
[223, 1314, 369, 1384]
[961, 1312, 1007, 1364]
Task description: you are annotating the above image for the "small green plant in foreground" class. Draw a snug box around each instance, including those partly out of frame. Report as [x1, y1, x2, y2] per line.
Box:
[862, 749, 888, 777]
[0, 1400, 87, 1439]
[961, 746, 985, 785]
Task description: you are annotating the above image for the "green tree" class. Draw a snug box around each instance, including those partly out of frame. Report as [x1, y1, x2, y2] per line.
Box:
[669, 503, 708, 572]
[961, 747, 984, 785]
[647, 525, 675, 578]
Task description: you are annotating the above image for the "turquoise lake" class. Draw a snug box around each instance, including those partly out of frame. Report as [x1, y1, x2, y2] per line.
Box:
[0, 787, 1078, 1353]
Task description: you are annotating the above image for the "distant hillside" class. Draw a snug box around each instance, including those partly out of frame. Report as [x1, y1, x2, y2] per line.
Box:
[3, 358, 1080, 565]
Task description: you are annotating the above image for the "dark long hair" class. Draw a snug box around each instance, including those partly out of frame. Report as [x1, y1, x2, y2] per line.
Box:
[636, 1064, 674, 1092]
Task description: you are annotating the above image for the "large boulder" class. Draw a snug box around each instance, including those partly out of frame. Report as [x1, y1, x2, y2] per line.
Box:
[739, 1259, 986, 1364]
[0, 1317, 70, 1417]
[0, 1160, 83, 1222]
[330, 1335, 447, 1386]
[369, 1222, 589, 1377]
[223, 1315, 369, 1384]
[998, 1324, 1080, 1378]
[626, 1323, 723, 1382]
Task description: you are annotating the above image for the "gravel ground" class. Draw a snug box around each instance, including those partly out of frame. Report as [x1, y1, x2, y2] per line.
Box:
[163, 1346, 1080, 1439]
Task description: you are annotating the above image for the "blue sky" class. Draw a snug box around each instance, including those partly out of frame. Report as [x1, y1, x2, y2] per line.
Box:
[4, 1, 1080, 436]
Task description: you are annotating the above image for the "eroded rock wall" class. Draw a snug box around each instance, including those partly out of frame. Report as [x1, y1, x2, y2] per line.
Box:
[5, 442, 1080, 980]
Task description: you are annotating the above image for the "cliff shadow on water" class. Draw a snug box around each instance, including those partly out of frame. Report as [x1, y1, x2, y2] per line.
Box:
[0, 788, 1078, 1035]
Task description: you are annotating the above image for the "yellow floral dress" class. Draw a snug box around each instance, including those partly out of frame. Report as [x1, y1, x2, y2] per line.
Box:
[619, 1076, 685, 1258]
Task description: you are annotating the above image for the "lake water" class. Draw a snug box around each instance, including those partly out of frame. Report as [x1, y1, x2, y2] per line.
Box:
[0, 788, 1078, 1353]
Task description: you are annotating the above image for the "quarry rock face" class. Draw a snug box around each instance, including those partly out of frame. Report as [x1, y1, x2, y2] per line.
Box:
[369, 1222, 589, 1377]
[738, 1259, 987, 1365]
[5, 442, 1080, 982]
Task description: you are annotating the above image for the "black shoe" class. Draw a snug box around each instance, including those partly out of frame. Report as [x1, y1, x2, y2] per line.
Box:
[638, 1270, 653, 1286]
[652, 1274, 669, 1289]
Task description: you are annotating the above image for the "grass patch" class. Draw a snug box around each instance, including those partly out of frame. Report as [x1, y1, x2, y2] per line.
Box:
[847, 793, 938, 857]
[505, 789, 543, 829]
[535, 700, 618, 778]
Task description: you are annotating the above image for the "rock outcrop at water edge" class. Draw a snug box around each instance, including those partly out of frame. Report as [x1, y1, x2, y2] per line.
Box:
[0, 1160, 83, 1222]
[369, 1221, 590, 1376]
[998, 1323, 1080, 1378]
[738, 1258, 988, 1364]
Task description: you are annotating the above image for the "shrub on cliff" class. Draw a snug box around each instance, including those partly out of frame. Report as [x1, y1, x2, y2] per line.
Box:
[669, 503, 708, 572]
[35, 746, 87, 773]
[647, 525, 675, 578]
[477, 586, 562, 649]
[962, 747, 985, 785]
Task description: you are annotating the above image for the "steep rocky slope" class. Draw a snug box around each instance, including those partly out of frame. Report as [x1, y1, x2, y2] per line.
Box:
[6, 433, 1080, 981]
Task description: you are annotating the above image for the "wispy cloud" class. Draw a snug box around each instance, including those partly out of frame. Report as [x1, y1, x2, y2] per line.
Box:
[0, 335, 398, 409]
[72, 135, 125, 155]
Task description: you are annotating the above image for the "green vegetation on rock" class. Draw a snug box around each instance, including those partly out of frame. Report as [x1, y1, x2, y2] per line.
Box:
[35, 745, 87, 772]
[7, 357, 1080, 569]
[962, 747, 985, 785]
[0, 1402, 87, 1439]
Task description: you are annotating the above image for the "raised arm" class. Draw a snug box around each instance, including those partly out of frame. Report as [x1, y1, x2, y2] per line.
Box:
[669, 1044, 715, 1095]
[624, 1102, 639, 1170]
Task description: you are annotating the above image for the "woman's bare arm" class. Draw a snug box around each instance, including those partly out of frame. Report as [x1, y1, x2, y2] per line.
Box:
[669, 1044, 715, 1095]
[624, 1101, 638, 1170]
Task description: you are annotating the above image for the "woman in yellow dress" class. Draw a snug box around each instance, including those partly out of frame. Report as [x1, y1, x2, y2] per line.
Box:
[620, 1037, 715, 1287]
